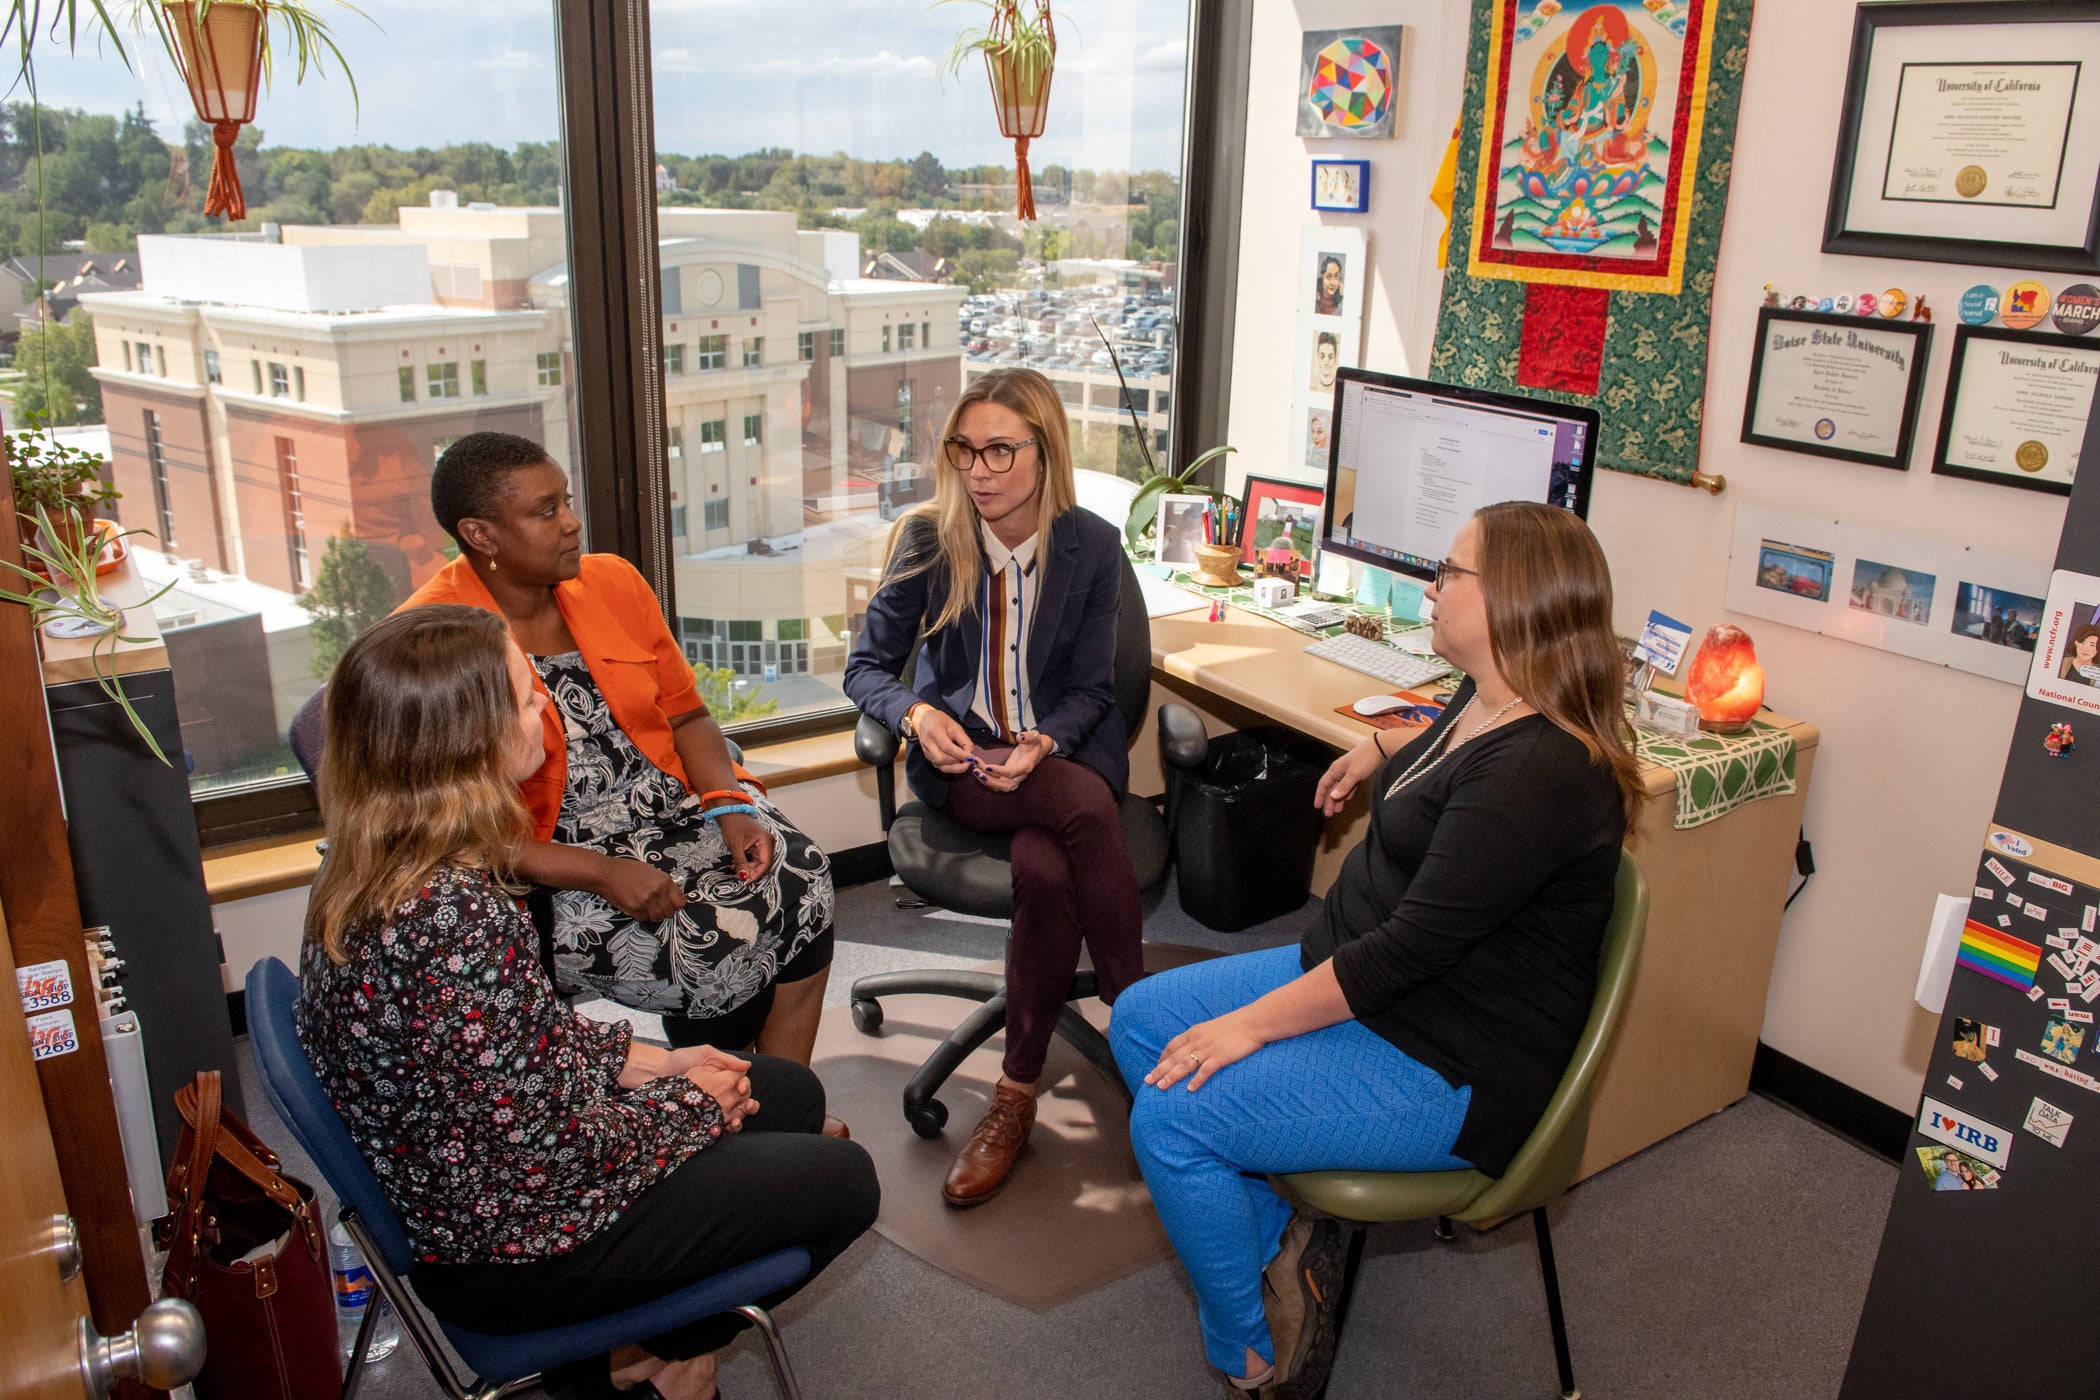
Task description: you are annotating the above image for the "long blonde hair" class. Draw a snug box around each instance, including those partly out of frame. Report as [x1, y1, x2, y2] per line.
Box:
[1474, 501, 1646, 826]
[304, 605, 530, 962]
[882, 367, 1078, 633]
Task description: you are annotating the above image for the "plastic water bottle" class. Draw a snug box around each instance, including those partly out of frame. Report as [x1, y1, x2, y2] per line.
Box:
[327, 1220, 400, 1363]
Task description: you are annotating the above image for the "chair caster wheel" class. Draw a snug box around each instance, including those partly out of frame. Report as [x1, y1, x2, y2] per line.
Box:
[851, 999, 883, 1034]
[906, 1101, 949, 1138]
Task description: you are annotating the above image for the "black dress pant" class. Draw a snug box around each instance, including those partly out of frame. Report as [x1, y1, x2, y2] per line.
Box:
[411, 1055, 878, 1361]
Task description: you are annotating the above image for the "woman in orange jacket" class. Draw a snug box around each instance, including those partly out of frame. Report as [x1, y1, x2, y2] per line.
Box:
[400, 432, 835, 1074]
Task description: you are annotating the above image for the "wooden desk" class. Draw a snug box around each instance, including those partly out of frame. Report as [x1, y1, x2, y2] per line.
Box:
[1144, 603, 1818, 1183]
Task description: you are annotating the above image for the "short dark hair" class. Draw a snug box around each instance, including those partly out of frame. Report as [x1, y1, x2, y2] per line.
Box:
[431, 432, 554, 545]
[1315, 331, 1338, 351]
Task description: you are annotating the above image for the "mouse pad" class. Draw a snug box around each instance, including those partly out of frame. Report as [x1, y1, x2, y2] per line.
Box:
[1334, 689, 1449, 731]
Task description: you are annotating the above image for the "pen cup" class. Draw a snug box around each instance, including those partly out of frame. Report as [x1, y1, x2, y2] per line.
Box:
[1191, 543, 1242, 588]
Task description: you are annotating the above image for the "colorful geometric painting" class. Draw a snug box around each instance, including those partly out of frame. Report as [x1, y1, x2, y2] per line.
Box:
[1297, 27, 1404, 140]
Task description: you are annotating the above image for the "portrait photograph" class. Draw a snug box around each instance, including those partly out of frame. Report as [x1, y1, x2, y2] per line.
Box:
[1848, 558, 1936, 627]
[1313, 253, 1347, 315]
[1308, 329, 1341, 394]
[1305, 408, 1333, 470]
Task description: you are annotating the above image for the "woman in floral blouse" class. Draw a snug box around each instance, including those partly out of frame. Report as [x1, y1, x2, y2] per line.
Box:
[296, 605, 877, 1400]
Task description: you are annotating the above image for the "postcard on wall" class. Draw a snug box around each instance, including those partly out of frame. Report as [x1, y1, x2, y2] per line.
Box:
[2025, 570, 2100, 717]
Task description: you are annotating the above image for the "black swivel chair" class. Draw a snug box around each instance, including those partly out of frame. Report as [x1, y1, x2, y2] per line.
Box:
[849, 548, 1211, 1137]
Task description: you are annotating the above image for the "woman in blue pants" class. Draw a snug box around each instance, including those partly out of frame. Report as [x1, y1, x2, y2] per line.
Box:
[1109, 504, 1645, 1398]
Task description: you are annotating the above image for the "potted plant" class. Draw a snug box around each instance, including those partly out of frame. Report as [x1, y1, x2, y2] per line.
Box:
[10, 425, 119, 561]
[0, 502, 176, 764]
[939, 0, 1058, 220]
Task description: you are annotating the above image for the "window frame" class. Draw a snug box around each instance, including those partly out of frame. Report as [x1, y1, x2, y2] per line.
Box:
[191, 0, 1242, 840]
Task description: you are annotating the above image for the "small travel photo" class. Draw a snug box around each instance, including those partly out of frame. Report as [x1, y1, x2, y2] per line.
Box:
[1915, 1145, 2000, 1191]
[2040, 1015, 2087, 1066]
[1755, 539, 1834, 601]
[1312, 251, 1347, 314]
[1951, 582, 2044, 654]
[1950, 1018, 1993, 1063]
[1305, 408, 1333, 470]
[1848, 558, 1936, 627]
[1308, 329, 1341, 394]
[1155, 494, 1211, 571]
[2060, 602, 2100, 687]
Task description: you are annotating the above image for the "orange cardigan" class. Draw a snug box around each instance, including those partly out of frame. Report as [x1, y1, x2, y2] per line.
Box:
[399, 554, 755, 843]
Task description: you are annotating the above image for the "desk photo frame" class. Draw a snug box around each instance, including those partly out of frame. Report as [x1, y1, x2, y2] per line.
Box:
[1239, 475, 1324, 578]
[1823, 2, 2100, 272]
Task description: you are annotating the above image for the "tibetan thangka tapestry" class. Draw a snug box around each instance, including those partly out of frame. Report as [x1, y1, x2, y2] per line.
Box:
[1431, 0, 1753, 484]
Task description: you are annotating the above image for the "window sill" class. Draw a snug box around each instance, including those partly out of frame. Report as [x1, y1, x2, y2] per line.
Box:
[200, 723, 874, 904]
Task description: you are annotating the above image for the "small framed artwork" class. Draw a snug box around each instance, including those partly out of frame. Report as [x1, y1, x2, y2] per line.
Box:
[1311, 159, 1371, 213]
[1823, 3, 2100, 272]
[1155, 493, 1212, 570]
[1297, 27, 1403, 139]
[1240, 474, 1325, 578]
[1741, 307, 1933, 470]
[1931, 324, 2098, 496]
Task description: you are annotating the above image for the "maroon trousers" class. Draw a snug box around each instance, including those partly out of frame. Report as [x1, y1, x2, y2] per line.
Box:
[941, 756, 1145, 1082]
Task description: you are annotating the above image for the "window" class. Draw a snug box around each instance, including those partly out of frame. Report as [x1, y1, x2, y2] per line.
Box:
[742, 337, 762, 367]
[671, 504, 687, 539]
[399, 365, 416, 402]
[665, 342, 685, 374]
[798, 330, 815, 361]
[276, 437, 310, 590]
[703, 498, 729, 531]
[736, 264, 760, 310]
[293, 365, 307, 401]
[661, 266, 683, 316]
[268, 362, 289, 397]
[921, 320, 930, 349]
[251, 360, 263, 394]
[122, 341, 132, 372]
[668, 425, 683, 459]
[897, 323, 914, 352]
[144, 409, 174, 548]
[777, 618, 806, 641]
[537, 351, 563, 386]
[881, 324, 891, 354]
[470, 359, 487, 395]
[427, 362, 460, 399]
[743, 412, 762, 447]
[137, 341, 153, 375]
[828, 328, 845, 358]
[699, 418, 726, 452]
[697, 335, 726, 369]
[204, 349, 221, 384]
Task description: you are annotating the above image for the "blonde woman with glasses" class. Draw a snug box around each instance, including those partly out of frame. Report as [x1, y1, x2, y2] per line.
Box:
[844, 367, 1144, 1208]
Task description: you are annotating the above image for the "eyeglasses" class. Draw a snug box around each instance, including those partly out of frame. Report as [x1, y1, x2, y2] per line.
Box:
[942, 437, 1038, 474]
[1432, 559, 1479, 592]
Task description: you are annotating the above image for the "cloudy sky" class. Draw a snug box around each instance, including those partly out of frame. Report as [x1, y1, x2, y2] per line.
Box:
[25, 0, 1190, 173]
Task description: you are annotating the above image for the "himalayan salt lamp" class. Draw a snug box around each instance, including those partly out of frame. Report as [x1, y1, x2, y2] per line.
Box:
[1684, 624, 1764, 733]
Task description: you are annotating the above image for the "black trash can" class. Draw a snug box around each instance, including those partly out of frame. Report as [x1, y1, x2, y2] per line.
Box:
[1171, 727, 1329, 932]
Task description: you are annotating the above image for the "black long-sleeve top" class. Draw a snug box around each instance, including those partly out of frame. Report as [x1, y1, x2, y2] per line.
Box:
[1299, 679, 1626, 1176]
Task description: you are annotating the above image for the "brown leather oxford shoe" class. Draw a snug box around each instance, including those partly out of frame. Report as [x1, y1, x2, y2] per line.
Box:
[941, 1079, 1037, 1208]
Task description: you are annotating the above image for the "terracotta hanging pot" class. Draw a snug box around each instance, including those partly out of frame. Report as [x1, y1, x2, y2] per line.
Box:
[162, 1, 267, 221]
[982, 1, 1056, 221]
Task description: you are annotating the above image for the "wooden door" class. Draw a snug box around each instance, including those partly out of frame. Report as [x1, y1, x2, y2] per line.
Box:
[0, 902, 93, 1400]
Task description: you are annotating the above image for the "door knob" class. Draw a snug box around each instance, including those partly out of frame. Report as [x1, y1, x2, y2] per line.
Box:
[78, 1299, 205, 1397]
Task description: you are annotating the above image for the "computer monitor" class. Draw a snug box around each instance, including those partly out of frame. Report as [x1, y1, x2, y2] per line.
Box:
[1318, 369, 1600, 583]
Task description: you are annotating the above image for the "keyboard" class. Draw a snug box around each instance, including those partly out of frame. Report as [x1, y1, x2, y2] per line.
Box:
[1304, 631, 1455, 690]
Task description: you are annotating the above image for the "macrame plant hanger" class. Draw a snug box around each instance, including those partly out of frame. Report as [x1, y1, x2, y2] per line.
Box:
[164, 1, 267, 222]
[983, 0, 1055, 221]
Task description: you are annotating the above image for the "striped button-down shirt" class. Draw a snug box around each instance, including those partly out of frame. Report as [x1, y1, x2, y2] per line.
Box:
[969, 523, 1042, 743]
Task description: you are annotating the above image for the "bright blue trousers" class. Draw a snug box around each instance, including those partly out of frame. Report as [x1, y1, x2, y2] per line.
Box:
[1108, 944, 1472, 1374]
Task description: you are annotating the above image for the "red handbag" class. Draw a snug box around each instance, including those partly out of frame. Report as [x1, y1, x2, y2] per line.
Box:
[157, 1070, 344, 1400]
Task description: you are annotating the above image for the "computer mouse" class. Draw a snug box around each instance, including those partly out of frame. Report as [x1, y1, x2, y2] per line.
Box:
[1352, 694, 1415, 716]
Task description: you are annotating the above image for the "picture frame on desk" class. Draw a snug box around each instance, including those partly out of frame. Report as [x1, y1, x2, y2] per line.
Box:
[1930, 324, 2098, 496]
[1311, 158, 1371, 212]
[1821, 2, 2100, 272]
[1740, 307, 1933, 471]
[1239, 475, 1323, 579]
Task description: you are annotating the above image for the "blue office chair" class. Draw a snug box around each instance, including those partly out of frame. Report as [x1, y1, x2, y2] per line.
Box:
[245, 957, 811, 1400]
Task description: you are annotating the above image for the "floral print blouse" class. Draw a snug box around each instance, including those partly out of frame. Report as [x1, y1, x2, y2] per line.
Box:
[295, 865, 726, 1265]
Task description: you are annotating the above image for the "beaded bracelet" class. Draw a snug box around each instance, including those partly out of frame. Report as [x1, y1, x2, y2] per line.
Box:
[699, 803, 762, 824]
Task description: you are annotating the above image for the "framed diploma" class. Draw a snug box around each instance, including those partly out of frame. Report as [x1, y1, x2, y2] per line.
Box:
[1932, 325, 2100, 496]
[1741, 308, 1934, 470]
[1824, 2, 2100, 273]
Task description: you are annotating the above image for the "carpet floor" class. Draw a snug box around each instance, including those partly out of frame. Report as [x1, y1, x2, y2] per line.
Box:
[237, 874, 1895, 1399]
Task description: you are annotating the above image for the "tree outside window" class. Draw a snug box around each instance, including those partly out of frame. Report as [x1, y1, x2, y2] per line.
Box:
[299, 530, 396, 678]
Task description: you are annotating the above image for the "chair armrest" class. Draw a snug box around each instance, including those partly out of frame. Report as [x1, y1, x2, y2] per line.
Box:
[855, 711, 902, 767]
[1157, 702, 1209, 771]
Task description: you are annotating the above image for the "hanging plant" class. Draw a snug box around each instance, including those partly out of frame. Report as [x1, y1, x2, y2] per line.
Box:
[939, 0, 1057, 221]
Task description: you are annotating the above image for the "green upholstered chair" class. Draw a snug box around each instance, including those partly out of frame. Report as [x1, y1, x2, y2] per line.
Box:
[1277, 849, 1649, 1400]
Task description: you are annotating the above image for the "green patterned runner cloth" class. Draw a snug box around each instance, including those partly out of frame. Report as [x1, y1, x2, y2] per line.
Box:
[1633, 716, 1797, 829]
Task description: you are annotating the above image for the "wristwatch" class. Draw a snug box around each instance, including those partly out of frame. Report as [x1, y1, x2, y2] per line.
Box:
[900, 705, 924, 742]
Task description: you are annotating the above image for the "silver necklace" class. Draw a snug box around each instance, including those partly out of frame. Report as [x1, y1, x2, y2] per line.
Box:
[1383, 694, 1526, 800]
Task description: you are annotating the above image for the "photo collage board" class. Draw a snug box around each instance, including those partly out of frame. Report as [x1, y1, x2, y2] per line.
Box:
[1724, 503, 2049, 685]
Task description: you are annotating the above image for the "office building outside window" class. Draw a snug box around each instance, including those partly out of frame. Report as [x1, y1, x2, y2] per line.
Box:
[665, 342, 685, 374]
[144, 409, 175, 549]
[743, 336, 763, 367]
[268, 362, 289, 397]
[427, 362, 460, 399]
[743, 412, 763, 447]
[898, 322, 914, 351]
[828, 328, 845, 358]
[205, 349, 221, 385]
[276, 437, 311, 590]
[699, 418, 726, 452]
[398, 365, 416, 402]
[704, 498, 729, 531]
[697, 334, 726, 369]
[672, 504, 687, 539]
[537, 351, 563, 386]
[470, 359, 487, 395]
[798, 330, 815, 362]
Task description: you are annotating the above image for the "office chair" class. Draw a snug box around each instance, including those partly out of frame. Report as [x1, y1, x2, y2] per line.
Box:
[246, 957, 810, 1400]
[849, 548, 1211, 1136]
[1276, 851, 1650, 1400]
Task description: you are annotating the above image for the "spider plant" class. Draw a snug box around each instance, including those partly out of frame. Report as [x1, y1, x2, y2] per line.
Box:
[935, 0, 1056, 91]
[1090, 317, 1237, 546]
[0, 502, 177, 764]
[4, 0, 368, 106]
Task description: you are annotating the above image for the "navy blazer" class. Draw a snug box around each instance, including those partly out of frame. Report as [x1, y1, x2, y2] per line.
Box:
[843, 507, 1127, 809]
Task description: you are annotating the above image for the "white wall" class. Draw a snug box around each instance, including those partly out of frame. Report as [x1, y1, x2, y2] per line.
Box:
[1229, 0, 2068, 1111]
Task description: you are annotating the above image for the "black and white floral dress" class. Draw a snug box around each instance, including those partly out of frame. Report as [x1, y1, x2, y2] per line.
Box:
[532, 651, 833, 1019]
